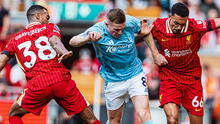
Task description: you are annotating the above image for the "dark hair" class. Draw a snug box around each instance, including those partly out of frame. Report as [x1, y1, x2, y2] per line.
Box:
[171, 2, 189, 17]
[106, 8, 126, 24]
[26, 5, 47, 21]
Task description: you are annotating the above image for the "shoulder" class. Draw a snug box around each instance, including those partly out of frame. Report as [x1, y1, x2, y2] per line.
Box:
[125, 15, 141, 31]
[188, 18, 207, 31]
[188, 18, 206, 26]
[153, 18, 167, 25]
[89, 22, 106, 33]
[93, 22, 105, 28]
[153, 18, 167, 31]
[14, 29, 26, 41]
[47, 23, 60, 29]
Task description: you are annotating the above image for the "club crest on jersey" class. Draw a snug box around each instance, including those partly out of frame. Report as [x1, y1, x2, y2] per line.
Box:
[186, 35, 191, 45]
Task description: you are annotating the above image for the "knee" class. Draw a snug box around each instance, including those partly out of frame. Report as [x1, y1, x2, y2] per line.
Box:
[167, 116, 178, 124]
[136, 110, 151, 121]
[109, 115, 121, 124]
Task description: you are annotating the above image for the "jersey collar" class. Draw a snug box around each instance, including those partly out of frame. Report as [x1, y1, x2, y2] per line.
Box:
[25, 22, 41, 29]
[166, 18, 189, 34]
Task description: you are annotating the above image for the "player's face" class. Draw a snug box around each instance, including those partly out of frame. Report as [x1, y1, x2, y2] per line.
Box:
[170, 14, 188, 34]
[106, 20, 126, 38]
[38, 9, 50, 24]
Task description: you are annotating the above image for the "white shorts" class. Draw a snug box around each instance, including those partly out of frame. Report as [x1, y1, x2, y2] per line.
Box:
[104, 72, 148, 110]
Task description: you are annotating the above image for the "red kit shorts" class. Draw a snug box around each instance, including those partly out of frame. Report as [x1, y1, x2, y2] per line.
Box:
[16, 80, 88, 116]
[159, 80, 204, 116]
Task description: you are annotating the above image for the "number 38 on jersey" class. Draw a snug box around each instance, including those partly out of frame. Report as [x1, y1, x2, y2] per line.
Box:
[18, 36, 56, 68]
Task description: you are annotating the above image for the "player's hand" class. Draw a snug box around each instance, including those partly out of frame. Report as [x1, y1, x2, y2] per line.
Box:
[87, 32, 102, 42]
[58, 51, 73, 63]
[140, 18, 154, 36]
[153, 53, 168, 66]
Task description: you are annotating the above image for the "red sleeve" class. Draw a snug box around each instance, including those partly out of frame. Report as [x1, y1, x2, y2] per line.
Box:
[208, 19, 216, 31]
[152, 18, 160, 37]
[193, 19, 216, 32]
[47, 23, 61, 39]
[2, 40, 15, 58]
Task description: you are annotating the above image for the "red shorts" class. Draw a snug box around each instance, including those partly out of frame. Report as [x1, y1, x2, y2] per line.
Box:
[159, 80, 204, 116]
[16, 80, 88, 116]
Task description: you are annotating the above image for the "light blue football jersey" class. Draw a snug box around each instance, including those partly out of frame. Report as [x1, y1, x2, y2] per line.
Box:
[80, 15, 143, 82]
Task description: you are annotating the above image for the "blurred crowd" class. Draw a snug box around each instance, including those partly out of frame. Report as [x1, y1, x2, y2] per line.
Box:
[0, 0, 220, 124]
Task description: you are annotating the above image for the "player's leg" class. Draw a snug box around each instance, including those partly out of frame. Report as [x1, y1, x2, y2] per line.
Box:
[9, 87, 52, 124]
[128, 73, 152, 124]
[163, 103, 179, 124]
[159, 80, 182, 124]
[78, 106, 101, 124]
[188, 113, 203, 124]
[182, 81, 204, 124]
[9, 102, 29, 124]
[104, 80, 129, 124]
[107, 104, 125, 124]
[131, 95, 152, 124]
[54, 80, 101, 124]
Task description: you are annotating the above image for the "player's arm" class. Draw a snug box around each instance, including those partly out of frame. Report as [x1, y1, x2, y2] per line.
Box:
[140, 18, 168, 66]
[0, 54, 10, 72]
[0, 13, 10, 40]
[145, 33, 168, 66]
[139, 18, 154, 36]
[49, 35, 72, 62]
[69, 32, 102, 47]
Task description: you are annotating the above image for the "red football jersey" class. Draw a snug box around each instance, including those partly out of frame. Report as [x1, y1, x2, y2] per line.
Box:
[3, 22, 71, 90]
[152, 18, 216, 84]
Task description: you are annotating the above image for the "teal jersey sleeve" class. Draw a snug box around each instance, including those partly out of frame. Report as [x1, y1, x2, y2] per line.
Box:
[79, 22, 104, 37]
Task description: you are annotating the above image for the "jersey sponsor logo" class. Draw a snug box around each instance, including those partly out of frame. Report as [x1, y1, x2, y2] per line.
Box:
[172, 49, 192, 57]
[106, 44, 133, 53]
[164, 49, 170, 57]
[161, 38, 169, 42]
[164, 48, 192, 57]
[106, 46, 117, 53]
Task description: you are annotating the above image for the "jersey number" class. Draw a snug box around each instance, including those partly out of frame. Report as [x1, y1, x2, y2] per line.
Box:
[192, 96, 204, 108]
[18, 36, 56, 68]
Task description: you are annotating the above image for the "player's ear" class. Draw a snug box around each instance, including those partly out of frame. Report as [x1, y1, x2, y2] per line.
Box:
[36, 13, 40, 20]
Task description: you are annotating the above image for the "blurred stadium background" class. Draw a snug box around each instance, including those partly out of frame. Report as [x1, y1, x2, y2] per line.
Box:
[0, 0, 220, 124]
